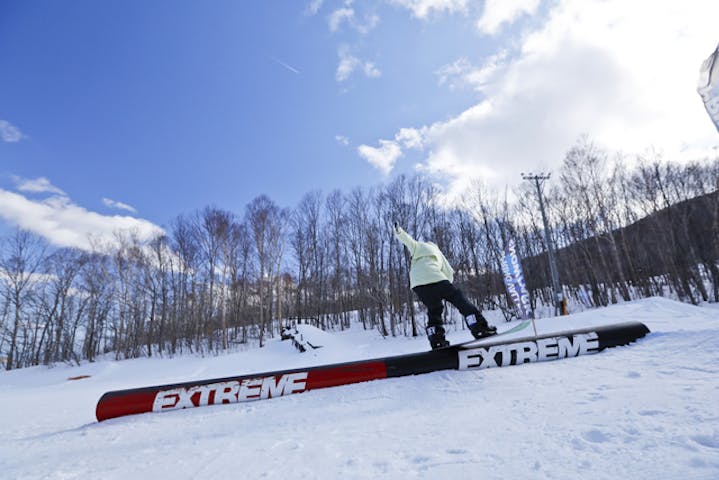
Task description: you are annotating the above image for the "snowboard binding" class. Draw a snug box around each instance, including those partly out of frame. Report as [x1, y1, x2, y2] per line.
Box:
[465, 313, 497, 339]
[426, 325, 450, 350]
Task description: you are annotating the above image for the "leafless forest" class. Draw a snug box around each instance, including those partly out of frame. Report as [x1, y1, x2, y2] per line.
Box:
[2, 141, 718, 370]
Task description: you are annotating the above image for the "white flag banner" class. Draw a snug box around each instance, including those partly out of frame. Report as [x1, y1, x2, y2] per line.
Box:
[698, 42, 719, 132]
[501, 238, 533, 320]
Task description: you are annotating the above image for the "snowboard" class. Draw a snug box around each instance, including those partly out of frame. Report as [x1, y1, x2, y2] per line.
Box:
[436, 319, 533, 350]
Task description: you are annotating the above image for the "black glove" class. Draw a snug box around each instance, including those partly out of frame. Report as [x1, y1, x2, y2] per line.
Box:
[394, 222, 399, 231]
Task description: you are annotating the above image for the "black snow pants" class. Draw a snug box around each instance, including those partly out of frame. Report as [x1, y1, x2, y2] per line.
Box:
[412, 280, 481, 329]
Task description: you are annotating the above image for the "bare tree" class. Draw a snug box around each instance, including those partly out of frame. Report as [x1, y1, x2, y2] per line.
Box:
[1, 229, 46, 370]
[246, 195, 288, 347]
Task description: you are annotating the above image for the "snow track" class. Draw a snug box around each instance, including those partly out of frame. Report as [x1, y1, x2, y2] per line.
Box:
[1, 298, 718, 479]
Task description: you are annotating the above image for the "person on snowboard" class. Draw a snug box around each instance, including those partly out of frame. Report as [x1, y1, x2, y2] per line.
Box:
[394, 223, 496, 349]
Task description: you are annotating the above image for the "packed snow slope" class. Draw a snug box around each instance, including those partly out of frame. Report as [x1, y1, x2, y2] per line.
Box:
[1, 297, 718, 480]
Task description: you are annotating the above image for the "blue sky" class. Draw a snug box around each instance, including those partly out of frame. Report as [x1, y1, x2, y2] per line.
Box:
[1, 0, 718, 250]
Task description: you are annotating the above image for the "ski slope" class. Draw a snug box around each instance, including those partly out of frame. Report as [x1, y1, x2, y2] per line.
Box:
[1, 297, 718, 479]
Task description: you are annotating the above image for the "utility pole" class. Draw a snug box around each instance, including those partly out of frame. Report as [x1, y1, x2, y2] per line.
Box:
[522, 173, 565, 316]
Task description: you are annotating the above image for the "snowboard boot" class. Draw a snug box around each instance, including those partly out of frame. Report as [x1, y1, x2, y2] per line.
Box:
[465, 313, 497, 339]
[426, 325, 450, 350]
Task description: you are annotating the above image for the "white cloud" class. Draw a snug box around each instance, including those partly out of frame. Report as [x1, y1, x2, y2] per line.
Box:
[395, 127, 425, 149]
[357, 128, 425, 173]
[390, 0, 467, 19]
[336, 53, 358, 82]
[363, 61, 381, 78]
[355, 13, 380, 35]
[336, 47, 382, 82]
[12, 176, 66, 196]
[329, 7, 355, 32]
[328, 3, 379, 34]
[435, 53, 507, 92]
[0, 189, 163, 251]
[0, 120, 24, 142]
[477, 0, 540, 35]
[435, 57, 473, 88]
[367, 0, 719, 204]
[306, 0, 324, 16]
[336, 135, 350, 146]
[102, 197, 138, 214]
[358, 140, 403, 175]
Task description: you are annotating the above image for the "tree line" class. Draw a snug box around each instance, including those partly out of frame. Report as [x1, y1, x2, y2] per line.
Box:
[1, 140, 718, 370]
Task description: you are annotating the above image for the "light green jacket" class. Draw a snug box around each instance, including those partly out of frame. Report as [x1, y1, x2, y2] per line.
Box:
[394, 226, 454, 289]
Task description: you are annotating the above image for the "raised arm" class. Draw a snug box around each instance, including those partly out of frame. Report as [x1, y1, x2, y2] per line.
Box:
[394, 223, 418, 256]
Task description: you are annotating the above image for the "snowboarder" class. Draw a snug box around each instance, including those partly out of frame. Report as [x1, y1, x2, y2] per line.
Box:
[394, 223, 496, 349]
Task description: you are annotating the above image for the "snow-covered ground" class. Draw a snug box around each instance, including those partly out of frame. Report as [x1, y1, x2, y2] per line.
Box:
[1, 297, 718, 479]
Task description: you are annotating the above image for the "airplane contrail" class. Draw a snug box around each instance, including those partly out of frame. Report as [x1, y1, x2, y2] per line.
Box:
[271, 57, 301, 75]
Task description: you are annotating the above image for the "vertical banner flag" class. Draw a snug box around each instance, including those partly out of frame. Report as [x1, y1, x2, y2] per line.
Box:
[698, 42, 719, 133]
[501, 238, 532, 320]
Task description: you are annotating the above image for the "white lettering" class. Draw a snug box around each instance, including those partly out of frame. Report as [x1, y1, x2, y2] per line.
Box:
[579, 332, 600, 354]
[458, 349, 480, 370]
[459, 332, 601, 371]
[459, 347, 494, 370]
[195, 386, 212, 406]
[214, 381, 240, 404]
[515, 341, 537, 364]
[557, 336, 581, 358]
[537, 338, 559, 361]
[495, 344, 513, 367]
[151, 371, 312, 413]
[484, 347, 502, 369]
[284, 372, 308, 394]
[153, 390, 180, 411]
[176, 387, 197, 409]
[238, 378, 262, 401]
[260, 375, 288, 399]
[151, 386, 197, 412]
